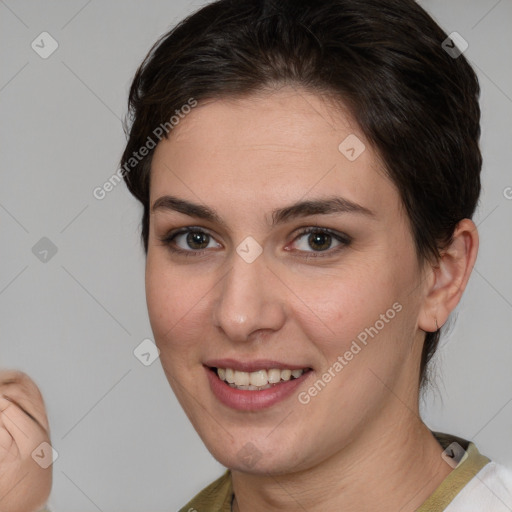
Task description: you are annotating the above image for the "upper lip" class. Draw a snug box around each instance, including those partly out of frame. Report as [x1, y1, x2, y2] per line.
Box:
[204, 359, 311, 373]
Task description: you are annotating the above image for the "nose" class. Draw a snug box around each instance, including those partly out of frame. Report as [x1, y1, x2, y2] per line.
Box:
[212, 251, 286, 343]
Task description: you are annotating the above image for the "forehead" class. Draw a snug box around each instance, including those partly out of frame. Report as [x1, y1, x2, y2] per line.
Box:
[150, 88, 400, 217]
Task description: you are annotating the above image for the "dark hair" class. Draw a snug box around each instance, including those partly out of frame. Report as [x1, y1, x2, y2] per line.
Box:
[120, 0, 481, 388]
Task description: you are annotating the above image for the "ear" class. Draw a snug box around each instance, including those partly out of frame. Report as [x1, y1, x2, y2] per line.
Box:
[418, 219, 479, 332]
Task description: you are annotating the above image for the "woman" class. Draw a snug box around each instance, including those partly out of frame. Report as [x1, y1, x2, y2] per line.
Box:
[120, 0, 512, 510]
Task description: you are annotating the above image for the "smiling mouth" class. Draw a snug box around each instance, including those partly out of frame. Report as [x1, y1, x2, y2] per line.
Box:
[210, 366, 312, 391]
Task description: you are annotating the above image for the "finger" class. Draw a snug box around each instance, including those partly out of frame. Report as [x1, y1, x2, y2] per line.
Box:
[0, 397, 20, 464]
[0, 395, 47, 435]
[0, 413, 17, 464]
[0, 396, 48, 457]
[0, 371, 50, 434]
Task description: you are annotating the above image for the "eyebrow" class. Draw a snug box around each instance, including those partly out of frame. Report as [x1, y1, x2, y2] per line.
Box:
[151, 195, 374, 226]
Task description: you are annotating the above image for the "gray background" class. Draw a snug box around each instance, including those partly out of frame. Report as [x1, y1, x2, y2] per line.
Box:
[0, 0, 511, 510]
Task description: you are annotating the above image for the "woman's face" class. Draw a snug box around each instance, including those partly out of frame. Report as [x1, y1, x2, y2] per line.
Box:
[146, 87, 431, 474]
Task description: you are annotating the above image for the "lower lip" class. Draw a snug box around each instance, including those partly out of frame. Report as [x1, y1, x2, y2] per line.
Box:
[205, 367, 311, 411]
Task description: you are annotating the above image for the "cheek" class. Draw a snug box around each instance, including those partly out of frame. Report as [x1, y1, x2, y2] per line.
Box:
[291, 264, 401, 350]
[289, 253, 420, 386]
[145, 254, 210, 352]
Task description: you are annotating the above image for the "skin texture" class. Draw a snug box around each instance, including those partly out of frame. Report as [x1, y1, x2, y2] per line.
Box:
[0, 370, 52, 512]
[145, 87, 479, 511]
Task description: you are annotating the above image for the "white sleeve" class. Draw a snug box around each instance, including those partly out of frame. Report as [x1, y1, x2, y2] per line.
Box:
[445, 462, 512, 512]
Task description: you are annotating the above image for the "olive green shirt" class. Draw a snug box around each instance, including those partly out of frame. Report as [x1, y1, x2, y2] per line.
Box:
[178, 432, 491, 512]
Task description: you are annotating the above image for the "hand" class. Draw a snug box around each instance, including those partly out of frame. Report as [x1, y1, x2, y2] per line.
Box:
[0, 370, 52, 512]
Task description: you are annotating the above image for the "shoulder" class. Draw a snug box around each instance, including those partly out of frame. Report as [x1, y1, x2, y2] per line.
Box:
[445, 461, 512, 512]
[419, 431, 512, 512]
[178, 470, 233, 512]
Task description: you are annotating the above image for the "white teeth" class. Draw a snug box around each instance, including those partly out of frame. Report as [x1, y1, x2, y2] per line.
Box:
[234, 370, 250, 386]
[281, 369, 292, 381]
[215, 367, 307, 389]
[235, 384, 272, 391]
[267, 369, 281, 384]
[250, 370, 268, 387]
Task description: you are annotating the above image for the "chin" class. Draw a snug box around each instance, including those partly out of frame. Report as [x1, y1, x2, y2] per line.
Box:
[203, 431, 309, 475]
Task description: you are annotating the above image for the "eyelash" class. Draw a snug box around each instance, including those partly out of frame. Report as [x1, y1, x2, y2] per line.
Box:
[159, 227, 218, 259]
[292, 227, 352, 258]
[158, 226, 352, 259]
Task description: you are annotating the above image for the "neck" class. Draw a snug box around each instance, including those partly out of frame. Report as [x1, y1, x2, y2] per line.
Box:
[231, 408, 451, 511]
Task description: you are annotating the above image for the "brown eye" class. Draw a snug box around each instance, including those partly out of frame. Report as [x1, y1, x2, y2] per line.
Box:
[186, 231, 210, 250]
[160, 227, 222, 255]
[307, 232, 332, 251]
[292, 228, 350, 254]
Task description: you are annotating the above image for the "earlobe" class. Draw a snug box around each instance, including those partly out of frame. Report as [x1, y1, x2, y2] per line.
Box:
[418, 219, 479, 333]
